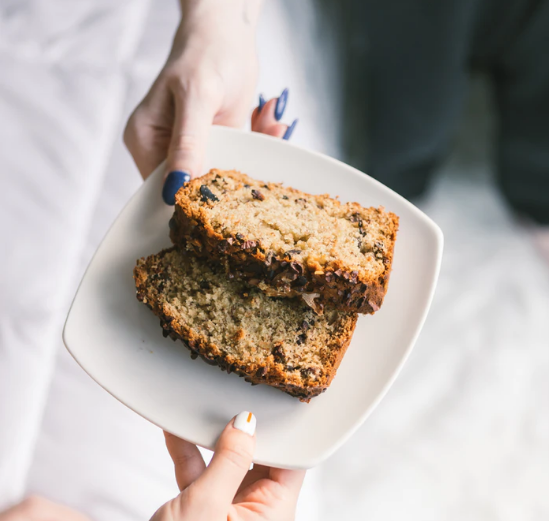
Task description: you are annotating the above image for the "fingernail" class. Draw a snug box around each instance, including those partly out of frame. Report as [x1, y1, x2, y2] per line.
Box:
[283, 119, 298, 141]
[258, 93, 266, 113]
[162, 170, 191, 205]
[233, 411, 256, 436]
[274, 88, 289, 121]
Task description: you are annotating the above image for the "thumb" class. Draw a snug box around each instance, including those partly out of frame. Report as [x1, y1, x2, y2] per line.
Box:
[189, 412, 256, 509]
[162, 88, 215, 205]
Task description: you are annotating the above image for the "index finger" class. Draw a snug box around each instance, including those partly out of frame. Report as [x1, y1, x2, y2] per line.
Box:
[164, 431, 206, 491]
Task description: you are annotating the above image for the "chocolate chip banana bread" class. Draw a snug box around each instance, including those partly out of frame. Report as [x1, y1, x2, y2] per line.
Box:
[134, 248, 357, 401]
[170, 169, 399, 314]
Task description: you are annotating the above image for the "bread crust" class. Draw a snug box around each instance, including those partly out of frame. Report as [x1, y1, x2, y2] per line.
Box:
[134, 248, 357, 402]
[170, 169, 399, 314]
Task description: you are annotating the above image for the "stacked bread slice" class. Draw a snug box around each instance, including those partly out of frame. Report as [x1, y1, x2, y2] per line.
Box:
[134, 170, 398, 401]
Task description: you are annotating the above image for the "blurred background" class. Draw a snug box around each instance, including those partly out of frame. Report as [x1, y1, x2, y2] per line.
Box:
[1, 0, 548, 519]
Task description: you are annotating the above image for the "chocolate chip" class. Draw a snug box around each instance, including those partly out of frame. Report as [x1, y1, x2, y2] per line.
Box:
[267, 270, 276, 280]
[296, 333, 307, 345]
[301, 367, 319, 379]
[301, 320, 310, 331]
[162, 329, 170, 338]
[289, 261, 302, 274]
[200, 185, 219, 202]
[236, 233, 245, 241]
[251, 189, 265, 201]
[199, 280, 211, 290]
[294, 276, 308, 286]
[351, 283, 363, 294]
[284, 249, 302, 258]
[168, 217, 177, 231]
[272, 344, 286, 363]
[282, 195, 289, 200]
[244, 184, 251, 188]
[256, 366, 267, 377]
[242, 240, 257, 250]
[218, 240, 230, 252]
[368, 300, 380, 312]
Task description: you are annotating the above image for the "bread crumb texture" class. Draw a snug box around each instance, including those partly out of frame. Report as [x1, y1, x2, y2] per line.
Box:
[171, 169, 399, 314]
[134, 248, 357, 401]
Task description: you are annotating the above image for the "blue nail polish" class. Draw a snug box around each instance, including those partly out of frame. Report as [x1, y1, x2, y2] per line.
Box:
[283, 119, 298, 141]
[274, 88, 289, 121]
[258, 94, 266, 113]
[162, 170, 191, 205]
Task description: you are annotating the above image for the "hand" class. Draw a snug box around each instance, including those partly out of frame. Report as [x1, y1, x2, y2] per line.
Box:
[151, 412, 305, 521]
[124, 0, 262, 200]
[124, 0, 299, 207]
[0, 496, 91, 521]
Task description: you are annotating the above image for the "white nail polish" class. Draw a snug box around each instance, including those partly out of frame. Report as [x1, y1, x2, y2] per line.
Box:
[233, 411, 256, 436]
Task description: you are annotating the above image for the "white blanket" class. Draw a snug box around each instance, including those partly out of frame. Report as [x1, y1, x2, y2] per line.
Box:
[1, 1, 548, 519]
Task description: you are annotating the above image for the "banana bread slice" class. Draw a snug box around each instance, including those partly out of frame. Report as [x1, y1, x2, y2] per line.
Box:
[134, 248, 357, 401]
[170, 169, 399, 314]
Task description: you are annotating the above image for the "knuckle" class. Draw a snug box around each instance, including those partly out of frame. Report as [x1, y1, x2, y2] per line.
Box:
[167, 72, 221, 106]
[123, 113, 139, 148]
[170, 132, 200, 154]
[172, 450, 196, 469]
[123, 107, 148, 148]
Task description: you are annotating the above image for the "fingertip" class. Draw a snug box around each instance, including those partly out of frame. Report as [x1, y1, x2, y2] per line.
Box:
[162, 170, 191, 205]
[282, 119, 298, 141]
[275, 88, 289, 121]
[258, 93, 266, 113]
[233, 411, 256, 437]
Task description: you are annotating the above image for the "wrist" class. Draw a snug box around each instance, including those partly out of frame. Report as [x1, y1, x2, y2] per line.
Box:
[179, 0, 263, 27]
[170, 0, 261, 61]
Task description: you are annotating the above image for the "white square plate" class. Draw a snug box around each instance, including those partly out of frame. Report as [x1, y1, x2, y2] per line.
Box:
[63, 126, 443, 469]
